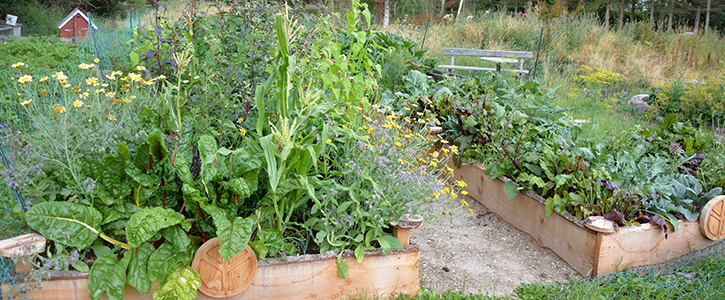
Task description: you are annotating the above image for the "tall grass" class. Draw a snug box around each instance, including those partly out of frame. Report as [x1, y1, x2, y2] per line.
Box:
[381, 10, 724, 140]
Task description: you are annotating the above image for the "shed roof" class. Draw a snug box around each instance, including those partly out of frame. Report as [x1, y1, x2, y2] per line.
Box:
[57, 8, 98, 30]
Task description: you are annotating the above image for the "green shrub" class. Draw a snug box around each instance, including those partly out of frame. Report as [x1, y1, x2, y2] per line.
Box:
[0, 36, 78, 72]
[650, 76, 725, 127]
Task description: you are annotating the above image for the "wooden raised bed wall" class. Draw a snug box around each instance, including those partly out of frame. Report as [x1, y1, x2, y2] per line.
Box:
[452, 163, 719, 276]
[9, 246, 420, 300]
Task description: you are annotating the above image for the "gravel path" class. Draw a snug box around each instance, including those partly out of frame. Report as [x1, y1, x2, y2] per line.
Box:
[411, 196, 581, 297]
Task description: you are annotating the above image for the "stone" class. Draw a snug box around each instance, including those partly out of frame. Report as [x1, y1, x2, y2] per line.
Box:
[628, 94, 650, 114]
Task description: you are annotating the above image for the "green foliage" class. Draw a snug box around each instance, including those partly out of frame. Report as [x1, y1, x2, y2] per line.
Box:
[88, 252, 132, 300]
[125, 207, 185, 247]
[0, 37, 77, 71]
[25, 202, 102, 249]
[153, 265, 202, 300]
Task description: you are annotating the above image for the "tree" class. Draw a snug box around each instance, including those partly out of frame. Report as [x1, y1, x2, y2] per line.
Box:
[704, 0, 711, 33]
[618, 0, 625, 31]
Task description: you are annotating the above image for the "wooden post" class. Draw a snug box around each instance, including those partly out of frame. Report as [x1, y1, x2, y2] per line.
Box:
[392, 227, 412, 245]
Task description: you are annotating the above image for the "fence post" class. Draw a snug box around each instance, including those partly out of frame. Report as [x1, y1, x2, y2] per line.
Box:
[421, 21, 430, 49]
[532, 27, 544, 80]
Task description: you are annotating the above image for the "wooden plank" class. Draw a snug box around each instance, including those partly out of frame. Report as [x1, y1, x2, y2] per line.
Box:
[0, 233, 45, 257]
[450, 162, 722, 277]
[11, 246, 419, 300]
[443, 48, 534, 59]
[450, 163, 598, 276]
[438, 65, 530, 74]
[595, 221, 718, 275]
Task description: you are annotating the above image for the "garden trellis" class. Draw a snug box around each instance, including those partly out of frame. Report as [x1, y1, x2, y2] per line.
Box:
[0, 9, 143, 299]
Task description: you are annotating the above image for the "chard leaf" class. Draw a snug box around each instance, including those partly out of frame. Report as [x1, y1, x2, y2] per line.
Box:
[153, 265, 201, 300]
[88, 253, 132, 300]
[147, 242, 194, 282]
[81, 158, 130, 206]
[127, 242, 155, 295]
[26, 202, 102, 249]
[126, 207, 185, 247]
[161, 225, 191, 252]
[201, 203, 255, 261]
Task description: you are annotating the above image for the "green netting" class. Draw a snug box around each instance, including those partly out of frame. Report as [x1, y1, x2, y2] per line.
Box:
[0, 9, 143, 299]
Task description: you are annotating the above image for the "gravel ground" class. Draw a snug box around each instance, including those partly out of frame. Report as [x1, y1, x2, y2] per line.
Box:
[411, 196, 581, 297]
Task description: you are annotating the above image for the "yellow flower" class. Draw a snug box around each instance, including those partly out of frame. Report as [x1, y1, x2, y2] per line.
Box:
[106, 92, 116, 98]
[79, 92, 89, 99]
[183, 80, 189, 84]
[403, 106, 411, 111]
[18, 75, 32, 84]
[94, 58, 100, 63]
[461, 190, 469, 196]
[86, 77, 98, 86]
[395, 142, 402, 147]
[215, 132, 221, 136]
[452, 192, 457, 199]
[20, 99, 32, 107]
[106, 74, 116, 80]
[102, 83, 109, 88]
[73, 100, 83, 107]
[342, 125, 348, 129]
[108, 115, 117, 121]
[79, 63, 92, 69]
[430, 161, 438, 167]
[433, 192, 440, 199]
[39, 76, 48, 82]
[432, 151, 439, 158]
[130, 96, 136, 100]
[298, 134, 303, 139]
[450, 145, 459, 154]
[157, 75, 167, 80]
[442, 148, 450, 154]
[456, 180, 468, 188]
[96, 89, 106, 94]
[468, 209, 474, 215]
[54, 106, 66, 113]
[209, 73, 215, 78]
[236, 118, 244, 123]
[325, 139, 332, 145]
[462, 200, 469, 207]
[124, 98, 130, 103]
[398, 159, 404, 165]
[239, 128, 247, 136]
[137, 66, 146, 71]
[11, 62, 25, 68]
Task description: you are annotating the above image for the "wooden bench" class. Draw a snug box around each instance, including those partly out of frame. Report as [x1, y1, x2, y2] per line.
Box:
[439, 48, 534, 75]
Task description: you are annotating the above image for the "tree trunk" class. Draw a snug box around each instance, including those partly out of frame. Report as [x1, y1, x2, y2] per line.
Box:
[695, 6, 701, 33]
[441, 0, 445, 16]
[618, 1, 625, 32]
[631, 0, 636, 23]
[649, 0, 655, 29]
[605, 4, 611, 29]
[705, 0, 711, 34]
[667, 0, 674, 32]
[456, 0, 464, 22]
[383, 0, 390, 27]
[658, 2, 665, 32]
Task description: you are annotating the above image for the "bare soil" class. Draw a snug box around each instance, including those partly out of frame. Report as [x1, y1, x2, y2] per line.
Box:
[411, 195, 581, 297]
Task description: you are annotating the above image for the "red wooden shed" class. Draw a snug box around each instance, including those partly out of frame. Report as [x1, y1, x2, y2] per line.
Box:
[57, 8, 97, 43]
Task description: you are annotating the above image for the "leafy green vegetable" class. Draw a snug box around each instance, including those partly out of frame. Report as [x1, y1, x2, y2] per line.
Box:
[147, 242, 194, 282]
[26, 202, 103, 249]
[88, 253, 132, 300]
[153, 265, 202, 300]
[126, 207, 185, 247]
[127, 242, 155, 295]
[503, 181, 519, 200]
[201, 202, 255, 261]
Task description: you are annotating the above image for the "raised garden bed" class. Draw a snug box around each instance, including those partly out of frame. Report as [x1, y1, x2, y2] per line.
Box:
[7, 245, 419, 300]
[451, 163, 720, 277]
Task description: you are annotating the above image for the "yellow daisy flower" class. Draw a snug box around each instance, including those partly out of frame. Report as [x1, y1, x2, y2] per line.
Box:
[18, 75, 32, 84]
[73, 100, 83, 107]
